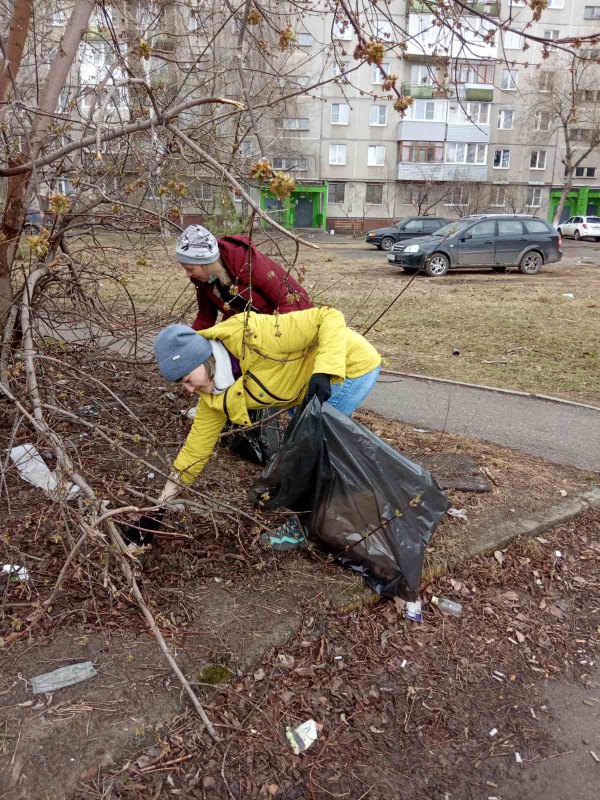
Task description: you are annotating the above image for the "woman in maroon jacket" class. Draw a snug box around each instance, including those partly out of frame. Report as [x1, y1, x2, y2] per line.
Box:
[175, 225, 312, 331]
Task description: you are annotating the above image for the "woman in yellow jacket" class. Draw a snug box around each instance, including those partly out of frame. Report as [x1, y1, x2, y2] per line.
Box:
[151, 306, 381, 549]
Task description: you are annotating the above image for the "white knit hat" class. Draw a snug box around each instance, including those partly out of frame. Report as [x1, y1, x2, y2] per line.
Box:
[176, 225, 220, 265]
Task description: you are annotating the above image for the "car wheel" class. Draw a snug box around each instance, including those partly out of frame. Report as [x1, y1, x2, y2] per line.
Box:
[22, 223, 39, 235]
[425, 252, 449, 277]
[492, 266, 507, 273]
[402, 268, 418, 275]
[380, 236, 395, 251]
[574, 230, 581, 240]
[519, 251, 543, 275]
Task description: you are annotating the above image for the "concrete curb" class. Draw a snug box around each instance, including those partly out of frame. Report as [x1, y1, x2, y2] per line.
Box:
[465, 485, 600, 561]
[379, 369, 600, 413]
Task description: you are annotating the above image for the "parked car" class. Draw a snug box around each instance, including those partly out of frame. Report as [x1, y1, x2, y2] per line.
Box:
[366, 216, 448, 251]
[386, 214, 562, 277]
[23, 210, 45, 234]
[557, 215, 600, 241]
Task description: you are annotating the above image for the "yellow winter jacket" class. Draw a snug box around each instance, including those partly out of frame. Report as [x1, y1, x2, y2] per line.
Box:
[172, 306, 381, 485]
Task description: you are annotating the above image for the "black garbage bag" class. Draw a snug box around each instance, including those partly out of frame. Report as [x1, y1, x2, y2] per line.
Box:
[248, 398, 450, 599]
[228, 408, 281, 465]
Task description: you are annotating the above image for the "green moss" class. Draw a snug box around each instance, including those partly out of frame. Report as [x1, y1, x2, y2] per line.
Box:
[196, 664, 233, 685]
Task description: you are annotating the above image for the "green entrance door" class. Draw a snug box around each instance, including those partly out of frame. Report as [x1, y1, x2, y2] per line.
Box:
[295, 197, 313, 227]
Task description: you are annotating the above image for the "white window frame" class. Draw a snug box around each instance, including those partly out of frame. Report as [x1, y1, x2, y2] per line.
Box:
[501, 69, 518, 90]
[543, 29, 559, 50]
[547, 0, 564, 8]
[410, 65, 434, 86]
[406, 99, 445, 122]
[332, 20, 352, 40]
[493, 149, 511, 169]
[445, 142, 487, 165]
[329, 144, 347, 165]
[371, 62, 390, 84]
[497, 109, 514, 130]
[447, 101, 490, 125]
[365, 183, 384, 205]
[539, 72, 554, 92]
[490, 186, 507, 207]
[332, 61, 349, 79]
[444, 186, 470, 207]
[530, 150, 547, 169]
[272, 158, 308, 172]
[527, 187, 543, 207]
[331, 103, 349, 125]
[369, 105, 387, 126]
[281, 117, 309, 130]
[367, 145, 385, 167]
[297, 33, 313, 47]
[504, 29, 523, 49]
[535, 111, 551, 132]
[584, 6, 600, 20]
[375, 19, 393, 40]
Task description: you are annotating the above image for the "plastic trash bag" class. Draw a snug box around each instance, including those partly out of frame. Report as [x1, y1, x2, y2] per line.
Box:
[248, 398, 450, 600]
[228, 408, 281, 465]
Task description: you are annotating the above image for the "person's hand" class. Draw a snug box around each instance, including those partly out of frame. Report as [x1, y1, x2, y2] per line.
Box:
[306, 373, 331, 405]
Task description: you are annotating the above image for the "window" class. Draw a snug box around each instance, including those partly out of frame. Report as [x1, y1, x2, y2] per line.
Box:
[375, 19, 393, 40]
[371, 63, 390, 84]
[329, 144, 347, 165]
[530, 150, 547, 169]
[504, 30, 523, 49]
[332, 61, 349, 78]
[584, 6, 600, 19]
[497, 109, 514, 129]
[448, 102, 490, 125]
[535, 112, 551, 132]
[331, 103, 349, 125]
[524, 219, 551, 233]
[400, 141, 444, 162]
[454, 62, 494, 85]
[403, 219, 424, 232]
[406, 99, 445, 121]
[527, 187, 543, 207]
[272, 158, 308, 172]
[575, 166, 597, 178]
[278, 118, 309, 130]
[509, 0, 526, 5]
[501, 69, 518, 90]
[411, 65, 434, 85]
[498, 220, 525, 236]
[328, 182, 345, 203]
[445, 142, 487, 164]
[297, 33, 313, 46]
[547, 0, 564, 7]
[196, 182, 213, 201]
[289, 75, 310, 88]
[52, 9, 69, 25]
[369, 105, 387, 126]
[539, 72, 554, 92]
[368, 145, 385, 166]
[490, 186, 507, 207]
[366, 184, 383, 204]
[493, 149, 511, 169]
[543, 30, 559, 50]
[332, 20, 352, 40]
[470, 220, 496, 238]
[445, 186, 470, 206]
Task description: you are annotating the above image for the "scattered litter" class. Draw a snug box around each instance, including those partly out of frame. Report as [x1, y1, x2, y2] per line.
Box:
[73, 404, 99, 417]
[590, 751, 600, 763]
[452, 348, 460, 356]
[10, 444, 80, 500]
[164, 392, 177, 401]
[285, 719, 319, 754]
[515, 631, 526, 644]
[489, 728, 498, 737]
[369, 725, 385, 734]
[2, 564, 29, 582]
[400, 659, 408, 669]
[562, 293, 575, 299]
[486, 783, 498, 789]
[559, 489, 568, 497]
[405, 600, 423, 623]
[412, 428, 431, 433]
[448, 507, 468, 521]
[31, 661, 97, 694]
[515, 752, 523, 765]
[334, 655, 343, 661]
[555, 550, 563, 558]
[147, 472, 155, 480]
[432, 596, 462, 616]
[494, 550, 505, 565]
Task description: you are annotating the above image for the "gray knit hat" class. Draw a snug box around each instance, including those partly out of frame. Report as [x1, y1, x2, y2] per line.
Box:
[176, 225, 220, 265]
[154, 324, 212, 382]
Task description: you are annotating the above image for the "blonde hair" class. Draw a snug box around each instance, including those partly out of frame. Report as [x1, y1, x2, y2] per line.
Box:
[202, 355, 216, 381]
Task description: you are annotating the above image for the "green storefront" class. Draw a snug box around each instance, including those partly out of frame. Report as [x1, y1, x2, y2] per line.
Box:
[260, 183, 328, 229]
[549, 186, 600, 223]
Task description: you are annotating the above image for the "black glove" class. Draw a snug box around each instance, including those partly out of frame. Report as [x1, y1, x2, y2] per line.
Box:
[306, 373, 332, 405]
[122, 509, 164, 547]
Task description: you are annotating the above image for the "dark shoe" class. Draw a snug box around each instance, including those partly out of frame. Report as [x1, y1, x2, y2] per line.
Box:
[259, 516, 307, 551]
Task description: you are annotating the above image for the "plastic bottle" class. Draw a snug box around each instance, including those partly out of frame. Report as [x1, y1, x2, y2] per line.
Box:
[432, 596, 462, 616]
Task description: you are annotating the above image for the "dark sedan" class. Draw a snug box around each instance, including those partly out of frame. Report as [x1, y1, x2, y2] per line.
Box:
[366, 216, 448, 251]
[386, 215, 562, 277]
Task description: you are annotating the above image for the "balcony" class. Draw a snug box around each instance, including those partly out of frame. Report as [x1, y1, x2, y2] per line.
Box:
[397, 119, 447, 142]
[463, 83, 494, 101]
[406, 13, 498, 60]
[401, 82, 434, 99]
[409, 0, 499, 11]
[446, 123, 490, 143]
[396, 162, 488, 181]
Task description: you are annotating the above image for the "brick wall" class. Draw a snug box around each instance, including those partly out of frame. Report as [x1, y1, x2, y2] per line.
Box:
[325, 217, 394, 235]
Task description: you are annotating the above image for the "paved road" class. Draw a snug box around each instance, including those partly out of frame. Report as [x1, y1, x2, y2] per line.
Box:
[365, 373, 600, 472]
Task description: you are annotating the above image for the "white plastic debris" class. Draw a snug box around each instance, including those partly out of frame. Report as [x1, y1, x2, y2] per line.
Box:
[489, 727, 498, 737]
[562, 293, 575, 299]
[400, 659, 408, 669]
[10, 444, 80, 500]
[448, 507, 468, 521]
[2, 564, 29, 582]
[515, 752, 523, 765]
[31, 661, 97, 694]
[405, 600, 422, 622]
[412, 428, 430, 433]
[554, 550, 563, 558]
[285, 719, 319, 754]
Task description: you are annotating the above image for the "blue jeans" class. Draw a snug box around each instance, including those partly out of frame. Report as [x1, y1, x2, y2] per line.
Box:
[326, 365, 380, 416]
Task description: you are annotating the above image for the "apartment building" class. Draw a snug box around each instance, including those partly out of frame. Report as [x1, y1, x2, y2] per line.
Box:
[253, 0, 600, 231]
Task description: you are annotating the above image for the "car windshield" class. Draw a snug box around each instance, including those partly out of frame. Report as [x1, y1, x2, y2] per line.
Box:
[432, 221, 468, 238]
[586, 217, 600, 223]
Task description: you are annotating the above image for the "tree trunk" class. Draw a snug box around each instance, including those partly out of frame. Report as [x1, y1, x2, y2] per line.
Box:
[0, 155, 28, 327]
[553, 177, 573, 226]
[0, 0, 33, 123]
